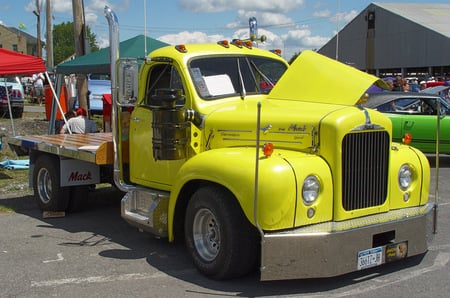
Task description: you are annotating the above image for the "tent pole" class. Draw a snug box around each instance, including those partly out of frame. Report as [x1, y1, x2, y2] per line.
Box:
[48, 74, 64, 134]
[2, 79, 15, 136]
[44, 72, 71, 134]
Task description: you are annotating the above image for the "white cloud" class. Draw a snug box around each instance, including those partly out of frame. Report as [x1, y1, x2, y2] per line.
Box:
[226, 10, 295, 30]
[313, 10, 331, 18]
[158, 31, 226, 45]
[179, 0, 305, 13]
[331, 10, 359, 24]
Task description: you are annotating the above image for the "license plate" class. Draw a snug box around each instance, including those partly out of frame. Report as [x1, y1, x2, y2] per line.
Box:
[357, 246, 382, 270]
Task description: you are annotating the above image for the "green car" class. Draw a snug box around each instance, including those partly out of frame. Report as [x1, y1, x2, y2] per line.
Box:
[362, 91, 450, 154]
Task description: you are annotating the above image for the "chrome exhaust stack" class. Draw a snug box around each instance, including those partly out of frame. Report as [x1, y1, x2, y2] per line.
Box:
[104, 6, 134, 193]
[104, 7, 170, 237]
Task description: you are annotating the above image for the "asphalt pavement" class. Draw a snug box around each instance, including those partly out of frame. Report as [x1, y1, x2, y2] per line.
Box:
[0, 155, 449, 297]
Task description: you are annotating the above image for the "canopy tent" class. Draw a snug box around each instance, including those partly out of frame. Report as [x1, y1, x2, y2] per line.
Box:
[56, 35, 169, 74]
[0, 48, 46, 75]
[0, 48, 48, 136]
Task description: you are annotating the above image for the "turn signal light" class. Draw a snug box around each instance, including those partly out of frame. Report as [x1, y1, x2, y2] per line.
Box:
[263, 143, 274, 157]
[402, 133, 412, 145]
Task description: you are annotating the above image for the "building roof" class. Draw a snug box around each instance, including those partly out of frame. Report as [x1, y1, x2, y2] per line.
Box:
[374, 2, 450, 38]
[0, 25, 39, 44]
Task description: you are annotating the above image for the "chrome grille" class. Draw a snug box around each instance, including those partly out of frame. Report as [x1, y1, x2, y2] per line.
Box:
[342, 131, 389, 210]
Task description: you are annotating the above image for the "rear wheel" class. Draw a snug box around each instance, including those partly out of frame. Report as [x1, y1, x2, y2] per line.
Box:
[184, 185, 259, 280]
[33, 155, 69, 211]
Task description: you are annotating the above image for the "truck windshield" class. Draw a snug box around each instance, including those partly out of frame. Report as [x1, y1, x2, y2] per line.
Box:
[189, 56, 287, 100]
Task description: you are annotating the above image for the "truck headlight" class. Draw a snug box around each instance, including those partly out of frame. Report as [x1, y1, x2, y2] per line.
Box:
[302, 175, 320, 205]
[398, 164, 412, 190]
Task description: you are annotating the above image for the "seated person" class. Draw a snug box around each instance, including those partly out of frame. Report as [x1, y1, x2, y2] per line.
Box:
[60, 108, 98, 134]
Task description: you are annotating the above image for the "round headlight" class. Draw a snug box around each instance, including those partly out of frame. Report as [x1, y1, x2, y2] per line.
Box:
[302, 175, 320, 205]
[398, 164, 413, 190]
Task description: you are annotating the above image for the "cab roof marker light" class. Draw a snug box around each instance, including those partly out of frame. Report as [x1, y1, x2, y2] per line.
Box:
[217, 40, 229, 48]
[270, 49, 282, 56]
[231, 39, 243, 48]
[243, 40, 253, 49]
[175, 44, 187, 53]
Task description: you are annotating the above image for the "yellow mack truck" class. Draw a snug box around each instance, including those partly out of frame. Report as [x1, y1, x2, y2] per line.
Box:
[6, 7, 435, 281]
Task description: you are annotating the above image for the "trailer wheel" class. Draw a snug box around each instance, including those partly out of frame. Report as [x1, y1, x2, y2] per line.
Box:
[33, 155, 69, 211]
[184, 185, 258, 280]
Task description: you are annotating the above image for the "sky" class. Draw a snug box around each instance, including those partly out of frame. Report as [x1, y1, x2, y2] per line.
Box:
[1, 0, 449, 61]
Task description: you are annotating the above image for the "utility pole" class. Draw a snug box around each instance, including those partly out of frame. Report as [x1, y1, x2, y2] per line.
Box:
[72, 0, 88, 112]
[33, 0, 41, 58]
[46, 0, 53, 70]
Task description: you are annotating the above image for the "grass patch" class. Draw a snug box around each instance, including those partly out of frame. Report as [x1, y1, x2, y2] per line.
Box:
[0, 205, 14, 213]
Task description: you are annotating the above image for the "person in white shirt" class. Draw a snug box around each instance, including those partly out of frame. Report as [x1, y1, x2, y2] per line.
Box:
[60, 108, 98, 134]
[32, 72, 45, 104]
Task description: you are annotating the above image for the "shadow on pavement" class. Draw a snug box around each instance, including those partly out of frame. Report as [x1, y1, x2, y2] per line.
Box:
[0, 185, 432, 296]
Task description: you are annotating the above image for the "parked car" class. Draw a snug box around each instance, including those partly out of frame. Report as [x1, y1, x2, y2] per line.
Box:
[88, 74, 111, 115]
[0, 77, 25, 118]
[362, 91, 450, 154]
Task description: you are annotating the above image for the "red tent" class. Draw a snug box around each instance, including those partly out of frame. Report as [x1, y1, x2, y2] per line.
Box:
[0, 48, 47, 136]
[0, 48, 46, 75]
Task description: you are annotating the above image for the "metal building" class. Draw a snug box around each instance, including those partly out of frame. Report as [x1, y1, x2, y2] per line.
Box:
[318, 3, 450, 79]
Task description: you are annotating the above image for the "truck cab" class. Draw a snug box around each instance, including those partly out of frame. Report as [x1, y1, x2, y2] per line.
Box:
[114, 37, 434, 280]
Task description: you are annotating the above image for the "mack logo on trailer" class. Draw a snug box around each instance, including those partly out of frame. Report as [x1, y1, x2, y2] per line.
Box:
[68, 171, 93, 182]
[60, 159, 100, 187]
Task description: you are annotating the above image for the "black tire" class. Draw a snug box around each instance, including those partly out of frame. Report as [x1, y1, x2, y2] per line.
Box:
[67, 186, 90, 212]
[184, 185, 259, 280]
[33, 155, 69, 211]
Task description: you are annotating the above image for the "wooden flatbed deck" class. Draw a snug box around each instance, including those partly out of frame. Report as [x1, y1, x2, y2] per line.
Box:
[6, 132, 114, 165]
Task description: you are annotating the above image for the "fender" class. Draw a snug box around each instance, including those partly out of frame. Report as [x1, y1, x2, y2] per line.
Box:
[389, 143, 430, 208]
[168, 147, 334, 239]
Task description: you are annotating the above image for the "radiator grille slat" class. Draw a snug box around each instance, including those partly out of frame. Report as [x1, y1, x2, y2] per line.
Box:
[342, 131, 389, 210]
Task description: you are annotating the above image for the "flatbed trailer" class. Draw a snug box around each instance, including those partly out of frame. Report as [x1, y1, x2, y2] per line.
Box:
[6, 132, 114, 165]
[6, 132, 118, 212]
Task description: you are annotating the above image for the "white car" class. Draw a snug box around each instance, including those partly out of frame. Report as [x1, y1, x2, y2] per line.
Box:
[0, 77, 25, 118]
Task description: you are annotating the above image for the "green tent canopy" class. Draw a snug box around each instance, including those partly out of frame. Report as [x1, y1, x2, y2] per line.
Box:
[56, 34, 169, 74]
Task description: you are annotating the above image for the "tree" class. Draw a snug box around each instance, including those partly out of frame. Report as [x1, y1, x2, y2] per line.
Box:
[53, 22, 99, 65]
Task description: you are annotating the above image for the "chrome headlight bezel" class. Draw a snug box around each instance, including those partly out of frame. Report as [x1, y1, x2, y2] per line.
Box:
[398, 164, 413, 190]
[302, 175, 320, 205]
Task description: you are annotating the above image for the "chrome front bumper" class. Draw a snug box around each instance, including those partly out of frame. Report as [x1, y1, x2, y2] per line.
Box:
[260, 203, 436, 281]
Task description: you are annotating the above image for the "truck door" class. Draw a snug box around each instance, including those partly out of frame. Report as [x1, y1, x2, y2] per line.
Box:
[129, 63, 186, 189]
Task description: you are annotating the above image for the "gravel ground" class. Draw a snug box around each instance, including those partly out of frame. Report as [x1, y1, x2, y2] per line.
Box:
[0, 109, 50, 199]
[0, 108, 106, 200]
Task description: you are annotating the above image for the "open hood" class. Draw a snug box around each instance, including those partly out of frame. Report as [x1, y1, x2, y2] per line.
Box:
[269, 50, 387, 106]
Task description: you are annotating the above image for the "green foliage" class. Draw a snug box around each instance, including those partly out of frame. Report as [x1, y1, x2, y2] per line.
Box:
[53, 22, 100, 65]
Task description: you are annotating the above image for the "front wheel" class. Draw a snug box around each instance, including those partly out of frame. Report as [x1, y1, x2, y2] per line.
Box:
[184, 185, 259, 280]
[33, 155, 69, 211]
